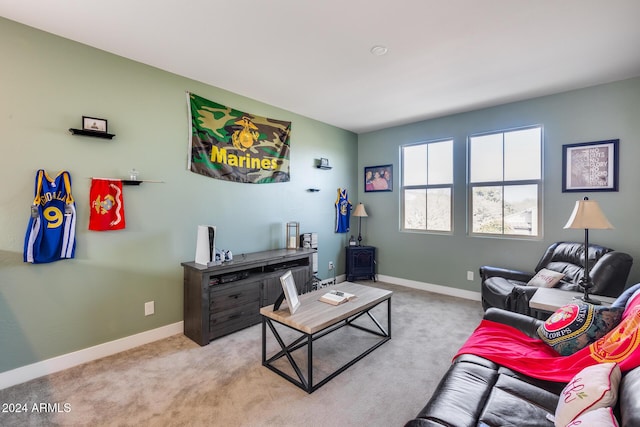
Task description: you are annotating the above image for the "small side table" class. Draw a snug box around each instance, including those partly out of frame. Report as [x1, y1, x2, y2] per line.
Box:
[529, 287, 616, 318]
[346, 246, 376, 281]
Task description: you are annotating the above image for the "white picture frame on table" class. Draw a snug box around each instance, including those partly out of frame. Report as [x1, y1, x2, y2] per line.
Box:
[279, 270, 300, 314]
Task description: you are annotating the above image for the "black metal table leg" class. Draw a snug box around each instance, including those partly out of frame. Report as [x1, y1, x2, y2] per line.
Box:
[262, 296, 392, 393]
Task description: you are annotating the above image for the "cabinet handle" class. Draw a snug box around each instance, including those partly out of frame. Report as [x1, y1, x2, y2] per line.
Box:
[228, 313, 241, 320]
[228, 294, 240, 299]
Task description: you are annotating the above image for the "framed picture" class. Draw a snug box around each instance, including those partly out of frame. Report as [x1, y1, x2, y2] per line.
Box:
[279, 270, 300, 314]
[562, 139, 619, 192]
[364, 164, 393, 192]
[82, 116, 108, 133]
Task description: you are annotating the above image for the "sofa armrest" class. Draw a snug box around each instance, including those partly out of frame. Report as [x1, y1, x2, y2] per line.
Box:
[589, 251, 633, 297]
[483, 307, 544, 338]
[620, 366, 640, 427]
[404, 420, 447, 427]
[479, 266, 535, 283]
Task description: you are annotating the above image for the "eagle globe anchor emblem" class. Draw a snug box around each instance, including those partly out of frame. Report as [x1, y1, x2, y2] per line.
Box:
[93, 194, 116, 214]
[232, 116, 260, 151]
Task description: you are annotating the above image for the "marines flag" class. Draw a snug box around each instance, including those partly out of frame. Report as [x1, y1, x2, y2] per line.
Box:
[187, 92, 291, 183]
[89, 179, 126, 231]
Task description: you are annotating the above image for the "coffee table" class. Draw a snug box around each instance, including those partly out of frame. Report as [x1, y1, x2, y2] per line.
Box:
[260, 282, 392, 393]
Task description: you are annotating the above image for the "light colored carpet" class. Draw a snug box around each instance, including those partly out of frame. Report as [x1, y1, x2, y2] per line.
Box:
[0, 282, 484, 427]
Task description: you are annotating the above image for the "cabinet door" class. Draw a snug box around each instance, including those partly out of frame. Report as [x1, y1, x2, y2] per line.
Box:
[353, 249, 373, 271]
[208, 280, 261, 341]
[262, 275, 282, 307]
[210, 302, 261, 340]
[347, 246, 375, 280]
[261, 266, 310, 306]
[209, 280, 260, 312]
[290, 267, 311, 294]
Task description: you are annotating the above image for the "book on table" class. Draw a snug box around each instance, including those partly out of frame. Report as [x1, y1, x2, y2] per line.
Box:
[319, 290, 356, 305]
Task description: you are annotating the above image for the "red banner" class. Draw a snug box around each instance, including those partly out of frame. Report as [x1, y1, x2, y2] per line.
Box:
[89, 179, 126, 231]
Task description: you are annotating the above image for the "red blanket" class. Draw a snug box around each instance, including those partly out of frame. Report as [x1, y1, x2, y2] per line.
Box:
[455, 292, 640, 382]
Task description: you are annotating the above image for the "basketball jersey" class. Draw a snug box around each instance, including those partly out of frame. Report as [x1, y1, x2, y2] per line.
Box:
[335, 188, 352, 233]
[24, 170, 77, 263]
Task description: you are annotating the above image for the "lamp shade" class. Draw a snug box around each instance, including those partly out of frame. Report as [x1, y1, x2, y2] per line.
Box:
[564, 197, 614, 230]
[353, 203, 368, 217]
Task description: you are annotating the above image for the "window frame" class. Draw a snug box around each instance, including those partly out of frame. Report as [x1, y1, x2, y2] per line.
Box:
[400, 138, 454, 234]
[467, 125, 543, 239]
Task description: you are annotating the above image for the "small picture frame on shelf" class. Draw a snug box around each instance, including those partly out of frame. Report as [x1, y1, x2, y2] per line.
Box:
[82, 116, 108, 133]
[316, 158, 331, 169]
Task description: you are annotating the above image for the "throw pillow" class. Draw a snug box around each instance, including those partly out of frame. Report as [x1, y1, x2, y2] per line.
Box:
[565, 407, 619, 427]
[537, 303, 624, 356]
[527, 268, 565, 288]
[554, 363, 621, 427]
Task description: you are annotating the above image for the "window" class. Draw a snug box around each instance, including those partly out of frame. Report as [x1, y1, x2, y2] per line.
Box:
[468, 126, 542, 237]
[401, 139, 453, 232]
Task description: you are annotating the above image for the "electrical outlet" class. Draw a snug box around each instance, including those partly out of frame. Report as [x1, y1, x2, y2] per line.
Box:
[144, 301, 155, 316]
[467, 271, 474, 281]
[328, 261, 334, 270]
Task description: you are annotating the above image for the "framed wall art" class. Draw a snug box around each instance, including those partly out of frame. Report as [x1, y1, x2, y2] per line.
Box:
[82, 116, 108, 133]
[562, 139, 619, 192]
[364, 164, 392, 192]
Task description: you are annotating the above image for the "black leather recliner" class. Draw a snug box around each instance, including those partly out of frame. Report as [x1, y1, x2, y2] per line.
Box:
[480, 241, 633, 317]
[404, 284, 640, 427]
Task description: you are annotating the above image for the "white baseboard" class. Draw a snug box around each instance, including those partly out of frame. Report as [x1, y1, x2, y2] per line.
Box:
[376, 274, 482, 302]
[0, 321, 183, 390]
[331, 273, 480, 301]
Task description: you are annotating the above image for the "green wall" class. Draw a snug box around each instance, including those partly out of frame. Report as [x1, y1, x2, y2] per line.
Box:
[0, 18, 357, 373]
[359, 77, 640, 291]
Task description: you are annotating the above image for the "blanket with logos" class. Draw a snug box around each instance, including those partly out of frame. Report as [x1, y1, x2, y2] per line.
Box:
[455, 288, 640, 382]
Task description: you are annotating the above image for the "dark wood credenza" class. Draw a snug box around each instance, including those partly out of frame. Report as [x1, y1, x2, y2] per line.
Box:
[182, 248, 316, 346]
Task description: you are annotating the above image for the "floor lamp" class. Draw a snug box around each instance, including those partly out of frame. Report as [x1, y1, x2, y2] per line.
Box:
[563, 196, 614, 304]
[352, 203, 368, 246]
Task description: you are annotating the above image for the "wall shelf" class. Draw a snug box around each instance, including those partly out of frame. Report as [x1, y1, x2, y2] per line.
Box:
[69, 128, 115, 139]
[88, 177, 164, 185]
[316, 158, 332, 169]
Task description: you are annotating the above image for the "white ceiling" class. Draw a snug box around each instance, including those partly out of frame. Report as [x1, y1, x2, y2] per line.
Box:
[2, 0, 640, 134]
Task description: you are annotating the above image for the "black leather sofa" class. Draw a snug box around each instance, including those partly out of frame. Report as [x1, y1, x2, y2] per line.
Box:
[480, 242, 632, 318]
[405, 307, 640, 427]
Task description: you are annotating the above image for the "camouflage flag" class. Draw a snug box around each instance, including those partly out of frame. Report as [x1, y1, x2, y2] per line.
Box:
[187, 92, 291, 183]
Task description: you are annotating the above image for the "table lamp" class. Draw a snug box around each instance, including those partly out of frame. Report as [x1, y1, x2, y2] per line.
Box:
[352, 203, 368, 246]
[563, 196, 614, 304]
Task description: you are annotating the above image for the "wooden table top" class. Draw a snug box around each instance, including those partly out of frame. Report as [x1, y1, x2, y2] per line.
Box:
[260, 282, 392, 334]
[529, 286, 616, 312]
